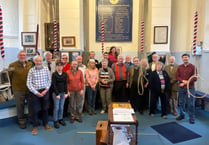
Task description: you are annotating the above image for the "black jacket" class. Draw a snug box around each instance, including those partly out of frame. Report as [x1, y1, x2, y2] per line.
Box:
[148, 70, 170, 94]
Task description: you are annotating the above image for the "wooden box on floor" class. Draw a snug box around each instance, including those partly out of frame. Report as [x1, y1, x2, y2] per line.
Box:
[96, 121, 108, 145]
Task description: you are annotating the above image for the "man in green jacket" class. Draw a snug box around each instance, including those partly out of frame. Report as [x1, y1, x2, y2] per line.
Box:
[8, 50, 33, 129]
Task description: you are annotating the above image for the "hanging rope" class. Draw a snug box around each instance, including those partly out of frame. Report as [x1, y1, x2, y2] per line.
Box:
[53, 18, 58, 55]
[0, 6, 5, 59]
[187, 10, 207, 99]
[140, 20, 144, 53]
[192, 11, 198, 55]
[100, 0, 104, 54]
[52, 0, 58, 55]
[137, 67, 148, 96]
[101, 21, 104, 54]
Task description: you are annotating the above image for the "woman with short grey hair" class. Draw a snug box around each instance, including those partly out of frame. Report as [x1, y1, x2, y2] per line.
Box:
[98, 59, 115, 114]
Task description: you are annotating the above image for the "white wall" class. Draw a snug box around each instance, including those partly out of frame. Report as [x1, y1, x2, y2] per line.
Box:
[0, 0, 19, 70]
[59, 0, 83, 52]
[149, 0, 171, 53]
[0, 0, 19, 48]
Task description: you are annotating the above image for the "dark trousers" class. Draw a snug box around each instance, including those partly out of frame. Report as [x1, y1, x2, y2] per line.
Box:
[63, 97, 69, 117]
[130, 85, 146, 112]
[113, 80, 127, 102]
[48, 87, 54, 116]
[95, 84, 101, 109]
[13, 90, 33, 124]
[143, 88, 150, 110]
[30, 91, 49, 127]
[150, 91, 167, 116]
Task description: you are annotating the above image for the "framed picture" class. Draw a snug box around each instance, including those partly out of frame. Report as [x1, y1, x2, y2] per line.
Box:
[62, 36, 76, 47]
[71, 51, 80, 61]
[21, 32, 37, 46]
[24, 47, 36, 55]
[60, 51, 80, 63]
[0, 71, 10, 85]
[154, 26, 168, 44]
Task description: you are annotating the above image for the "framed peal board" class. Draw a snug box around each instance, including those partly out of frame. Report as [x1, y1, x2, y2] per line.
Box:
[154, 26, 168, 44]
[96, 0, 132, 42]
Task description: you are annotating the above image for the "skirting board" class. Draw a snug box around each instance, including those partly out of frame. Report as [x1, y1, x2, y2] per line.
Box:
[0, 107, 28, 120]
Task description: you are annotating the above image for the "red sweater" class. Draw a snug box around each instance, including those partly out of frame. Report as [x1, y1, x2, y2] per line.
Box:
[108, 54, 117, 63]
[62, 63, 71, 72]
[67, 69, 84, 91]
[176, 63, 197, 88]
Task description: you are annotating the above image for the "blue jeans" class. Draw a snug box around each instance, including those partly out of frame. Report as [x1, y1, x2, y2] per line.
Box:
[178, 87, 195, 119]
[53, 92, 65, 121]
[86, 86, 97, 111]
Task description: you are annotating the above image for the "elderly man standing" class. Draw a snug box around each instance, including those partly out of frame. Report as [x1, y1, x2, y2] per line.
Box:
[124, 55, 134, 71]
[164, 56, 178, 116]
[8, 51, 33, 129]
[43, 51, 55, 74]
[43, 51, 55, 115]
[67, 60, 84, 123]
[128, 57, 147, 114]
[112, 55, 129, 102]
[88, 51, 100, 69]
[76, 55, 86, 115]
[149, 53, 159, 72]
[27, 55, 52, 135]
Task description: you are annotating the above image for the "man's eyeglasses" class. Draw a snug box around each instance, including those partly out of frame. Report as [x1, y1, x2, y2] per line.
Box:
[62, 58, 67, 59]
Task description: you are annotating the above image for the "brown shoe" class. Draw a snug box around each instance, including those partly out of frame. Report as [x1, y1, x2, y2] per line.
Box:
[18, 119, 27, 129]
[70, 119, 74, 123]
[32, 127, 38, 135]
[173, 112, 178, 116]
[76, 118, 83, 123]
[44, 124, 52, 131]
[19, 123, 27, 129]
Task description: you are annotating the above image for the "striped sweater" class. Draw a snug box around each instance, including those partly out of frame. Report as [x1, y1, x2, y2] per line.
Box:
[111, 63, 128, 81]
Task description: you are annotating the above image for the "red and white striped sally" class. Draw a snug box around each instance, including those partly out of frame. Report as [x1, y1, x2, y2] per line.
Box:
[0, 5, 5, 59]
[193, 11, 198, 55]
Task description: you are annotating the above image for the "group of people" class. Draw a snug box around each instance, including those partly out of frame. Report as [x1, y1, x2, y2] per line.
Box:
[8, 46, 197, 135]
[146, 53, 196, 124]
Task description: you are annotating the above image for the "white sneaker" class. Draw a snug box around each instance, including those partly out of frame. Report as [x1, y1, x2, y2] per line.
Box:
[100, 110, 105, 114]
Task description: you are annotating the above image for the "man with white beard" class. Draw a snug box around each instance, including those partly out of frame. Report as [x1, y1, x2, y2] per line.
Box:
[27, 55, 52, 135]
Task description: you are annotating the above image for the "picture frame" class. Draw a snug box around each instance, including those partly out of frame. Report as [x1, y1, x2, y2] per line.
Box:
[62, 36, 76, 47]
[21, 32, 37, 46]
[0, 71, 10, 86]
[60, 51, 80, 63]
[71, 51, 80, 61]
[154, 26, 168, 44]
[24, 47, 36, 55]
